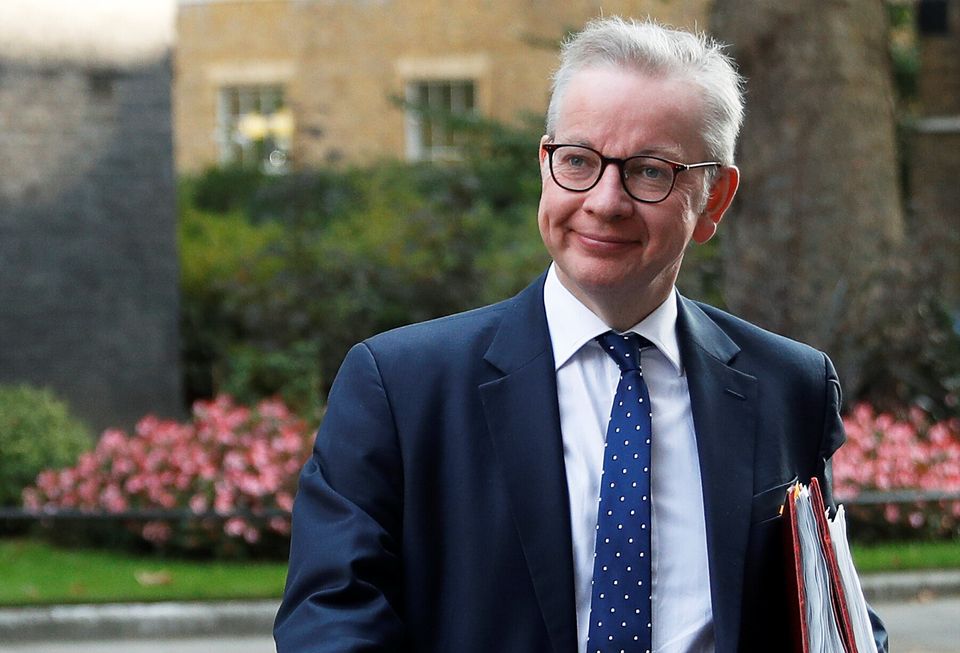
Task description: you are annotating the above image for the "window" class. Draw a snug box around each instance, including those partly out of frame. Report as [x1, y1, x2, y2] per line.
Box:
[405, 80, 476, 161]
[918, 0, 949, 34]
[217, 85, 291, 173]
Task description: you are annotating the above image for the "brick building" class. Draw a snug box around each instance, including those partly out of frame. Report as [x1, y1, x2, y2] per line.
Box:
[173, 0, 709, 172]
[912, 0, 960, 309]
[0, 3, 183, 431]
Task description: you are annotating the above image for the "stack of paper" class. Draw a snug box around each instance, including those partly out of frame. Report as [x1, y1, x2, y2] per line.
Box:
[782, 478, 878, 653]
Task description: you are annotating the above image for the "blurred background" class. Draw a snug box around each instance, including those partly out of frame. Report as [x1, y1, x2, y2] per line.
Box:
[0, 0, 958, 644]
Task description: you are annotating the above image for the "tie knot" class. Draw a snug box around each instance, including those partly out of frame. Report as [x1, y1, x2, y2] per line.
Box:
[595, 331, 650, 372]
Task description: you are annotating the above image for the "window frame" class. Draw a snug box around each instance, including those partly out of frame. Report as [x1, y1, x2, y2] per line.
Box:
[404, 79, 477, 161]
[216, 84, 290, 173]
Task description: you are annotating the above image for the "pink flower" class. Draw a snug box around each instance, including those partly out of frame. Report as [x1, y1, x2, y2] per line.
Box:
[269, 516, 291, 535]
[189, 493, 209, 514]
[243, 526, 261, 544]
[22, 488, 41, 511]
[224, 517, 246, 538]
[21, 393, 311, 553]
[101, 484, 128, 513]
[142, 521, 172, 544]
[836, 402, 960, 533]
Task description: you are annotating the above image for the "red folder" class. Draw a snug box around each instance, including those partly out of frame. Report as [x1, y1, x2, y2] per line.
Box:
[782, 477, 859, 653]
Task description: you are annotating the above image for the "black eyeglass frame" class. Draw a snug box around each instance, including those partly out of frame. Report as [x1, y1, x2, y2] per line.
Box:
[542, 142, 720, 204]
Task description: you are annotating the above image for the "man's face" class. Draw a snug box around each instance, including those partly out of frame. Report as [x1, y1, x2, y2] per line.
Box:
[537, 66, 733, 317]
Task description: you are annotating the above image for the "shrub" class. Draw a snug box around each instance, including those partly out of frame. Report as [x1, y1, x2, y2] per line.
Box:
[833, 403, 960, 539]
[220, 341, 323, 420]
[186, 165, 271, 214]
[0, 385, 91, 507]
[178, 152, 548, 413]
[23, 395, 313, 557]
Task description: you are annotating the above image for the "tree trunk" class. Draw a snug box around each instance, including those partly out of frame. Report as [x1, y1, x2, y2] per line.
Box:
[710, 0, 905, 396]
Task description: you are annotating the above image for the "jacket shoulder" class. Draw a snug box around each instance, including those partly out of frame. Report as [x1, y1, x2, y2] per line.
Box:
[688, 300, 831, 376]
[364, 296, 512, 359]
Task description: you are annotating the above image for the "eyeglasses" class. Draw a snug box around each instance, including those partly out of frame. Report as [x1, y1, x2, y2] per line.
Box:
[543, 143, 720, 203]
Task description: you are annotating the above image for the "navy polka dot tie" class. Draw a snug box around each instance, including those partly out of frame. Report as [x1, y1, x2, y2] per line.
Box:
[587, 331, 653, 653]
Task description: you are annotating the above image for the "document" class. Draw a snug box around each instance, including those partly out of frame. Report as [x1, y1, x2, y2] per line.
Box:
[782, 478, 878, 653]
[828, 505, 879, 653]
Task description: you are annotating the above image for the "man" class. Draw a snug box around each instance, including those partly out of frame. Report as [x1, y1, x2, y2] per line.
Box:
[276, 17, 887, 653]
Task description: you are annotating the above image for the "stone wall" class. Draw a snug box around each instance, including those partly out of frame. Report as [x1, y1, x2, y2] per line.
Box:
[0, 57, 182, 432]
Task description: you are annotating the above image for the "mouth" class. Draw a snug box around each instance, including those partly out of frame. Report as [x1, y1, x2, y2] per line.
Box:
[573, 231, 641, 251]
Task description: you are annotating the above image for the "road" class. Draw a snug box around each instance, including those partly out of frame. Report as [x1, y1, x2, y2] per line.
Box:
[1, 597, 956, 653]
[874, 596, 960, 653]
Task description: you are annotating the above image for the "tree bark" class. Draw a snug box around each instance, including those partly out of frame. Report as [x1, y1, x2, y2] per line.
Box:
[711, 0, 905, 395]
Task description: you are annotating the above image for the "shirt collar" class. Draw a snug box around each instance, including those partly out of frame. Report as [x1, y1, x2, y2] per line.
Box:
[543, 263, 684, 376]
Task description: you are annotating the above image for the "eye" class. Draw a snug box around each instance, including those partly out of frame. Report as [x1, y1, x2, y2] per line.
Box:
[626, 158, 671, 182]
[561, 152, 590, 168]
[553, 147, 599, 181]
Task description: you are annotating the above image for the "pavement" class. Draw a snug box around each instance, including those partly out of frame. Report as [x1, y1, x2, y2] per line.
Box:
[0, 635, 275, 653]
[0, 570, 958, 644]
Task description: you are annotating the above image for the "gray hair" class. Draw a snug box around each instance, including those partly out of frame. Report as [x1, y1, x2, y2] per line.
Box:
[546, 17, 745, 165]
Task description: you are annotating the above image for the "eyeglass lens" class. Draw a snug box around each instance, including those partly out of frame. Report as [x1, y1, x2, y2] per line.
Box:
[550, 145, 676, 202]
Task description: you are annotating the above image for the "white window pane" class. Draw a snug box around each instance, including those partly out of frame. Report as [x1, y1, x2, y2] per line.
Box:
[217, 85, 289, 172]
[405, 79, 476, 161]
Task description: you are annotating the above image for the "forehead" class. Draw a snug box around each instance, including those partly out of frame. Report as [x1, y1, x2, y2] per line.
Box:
[554, 65, 707, 159]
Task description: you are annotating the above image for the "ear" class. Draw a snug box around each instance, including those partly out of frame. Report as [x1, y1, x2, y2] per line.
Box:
[692, 165, 739, 244]
[538, 135, 551, 166]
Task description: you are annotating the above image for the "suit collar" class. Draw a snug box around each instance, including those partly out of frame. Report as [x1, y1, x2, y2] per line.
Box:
[482, 273, 553, 375]
[676, 294, 741, 364]
[542, 265, 684, 375]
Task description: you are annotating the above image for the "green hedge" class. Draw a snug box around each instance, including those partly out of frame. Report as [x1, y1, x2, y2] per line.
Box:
[178, 117, 555, 417]
[0, 385, 91, 507]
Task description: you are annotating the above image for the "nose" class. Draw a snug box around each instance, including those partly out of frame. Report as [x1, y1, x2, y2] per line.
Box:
[581, 161, 633, 220]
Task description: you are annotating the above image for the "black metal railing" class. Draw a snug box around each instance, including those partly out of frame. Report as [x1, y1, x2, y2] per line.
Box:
[2, 490, 958, 523]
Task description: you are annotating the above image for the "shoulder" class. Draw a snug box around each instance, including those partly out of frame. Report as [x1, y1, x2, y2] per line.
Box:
[360, 273, 547, 367]
[363, 295, 513, 362]
[685, 298, 832, 379]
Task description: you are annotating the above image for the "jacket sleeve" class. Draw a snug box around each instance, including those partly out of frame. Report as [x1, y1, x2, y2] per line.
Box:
[274, 342, 406, 652]
[814, 352, 846, 511]
[816, 352, 889, 653]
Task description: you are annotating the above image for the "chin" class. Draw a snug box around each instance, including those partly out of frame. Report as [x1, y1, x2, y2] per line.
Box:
[560, 261, 640, 298]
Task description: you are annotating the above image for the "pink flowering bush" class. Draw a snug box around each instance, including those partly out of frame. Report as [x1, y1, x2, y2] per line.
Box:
[834, 403, 960, 538]
[22, 395, 312, 556]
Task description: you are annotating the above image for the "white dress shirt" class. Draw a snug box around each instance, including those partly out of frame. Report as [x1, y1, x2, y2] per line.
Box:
[543, 264, 715, 653]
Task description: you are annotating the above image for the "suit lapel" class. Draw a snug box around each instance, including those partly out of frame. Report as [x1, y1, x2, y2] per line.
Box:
[479, 277, 578, 653]
[677, 296, 758, 653]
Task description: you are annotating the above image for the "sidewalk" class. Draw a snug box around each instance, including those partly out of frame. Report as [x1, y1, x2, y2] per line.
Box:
[1, 570, 959, 642]
[0, 600, 278, 642]
[861, 568, 960, 603]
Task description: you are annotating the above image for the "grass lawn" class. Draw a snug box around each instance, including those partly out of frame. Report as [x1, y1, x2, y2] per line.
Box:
[0, 538, 287, 606]
[1, 537, 958, 606]
[851, 539, 960, 574]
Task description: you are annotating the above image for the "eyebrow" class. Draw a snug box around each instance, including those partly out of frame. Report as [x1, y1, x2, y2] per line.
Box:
[639, 146, 685, 160]
[558, 137, 687, 160]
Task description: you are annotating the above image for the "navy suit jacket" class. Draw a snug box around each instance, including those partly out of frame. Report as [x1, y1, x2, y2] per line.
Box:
[275, 274, 888, 652]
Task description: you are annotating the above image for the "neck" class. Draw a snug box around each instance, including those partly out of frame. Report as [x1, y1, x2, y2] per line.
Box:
[590, 295, 668, 332]
[555, 270, 674, 332]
